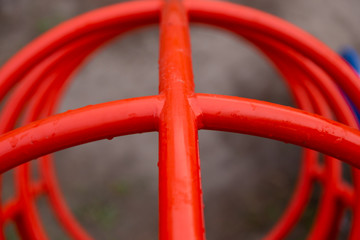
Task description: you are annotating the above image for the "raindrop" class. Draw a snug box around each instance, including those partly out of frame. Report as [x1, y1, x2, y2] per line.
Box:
[9, 136, 18, 148]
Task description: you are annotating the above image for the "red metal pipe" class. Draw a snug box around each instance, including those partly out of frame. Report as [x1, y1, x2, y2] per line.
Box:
[158, 1, 204, 239]
[0, 0, 161, 101]
[17, 50, 96, 240]
[0, 96, 161, 173]
[186, 0, 360, 110]
[195, 94, 360, 168]
[253, 38, 347, 239]
[0, 0, 359, 239]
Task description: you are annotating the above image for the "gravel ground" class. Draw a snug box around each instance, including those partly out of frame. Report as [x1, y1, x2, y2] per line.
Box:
[1, 0, 360, 239]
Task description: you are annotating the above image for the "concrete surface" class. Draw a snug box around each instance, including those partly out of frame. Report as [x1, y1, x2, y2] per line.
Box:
[1, 0, 360, 239]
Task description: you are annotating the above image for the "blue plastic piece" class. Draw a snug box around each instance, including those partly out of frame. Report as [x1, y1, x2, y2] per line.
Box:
[340, 47, 360, 122]
[341, 47, 360, 73]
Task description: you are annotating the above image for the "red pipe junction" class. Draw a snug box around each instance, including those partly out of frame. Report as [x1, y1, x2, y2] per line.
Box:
[0, 0, 359, 239]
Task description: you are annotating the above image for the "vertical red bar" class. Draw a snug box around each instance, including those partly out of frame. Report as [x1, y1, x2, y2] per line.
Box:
[158, 0, 205, 240]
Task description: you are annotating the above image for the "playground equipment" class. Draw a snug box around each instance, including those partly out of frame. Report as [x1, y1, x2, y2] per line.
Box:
[0, 0, 360, 239]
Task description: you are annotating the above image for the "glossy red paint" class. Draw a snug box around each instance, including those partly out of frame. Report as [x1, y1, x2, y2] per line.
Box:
[0, 0, 359, 239]
[158, 1, 204, 240]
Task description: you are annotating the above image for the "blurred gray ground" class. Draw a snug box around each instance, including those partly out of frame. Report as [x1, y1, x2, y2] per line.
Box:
[1, 0, 360, 239]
